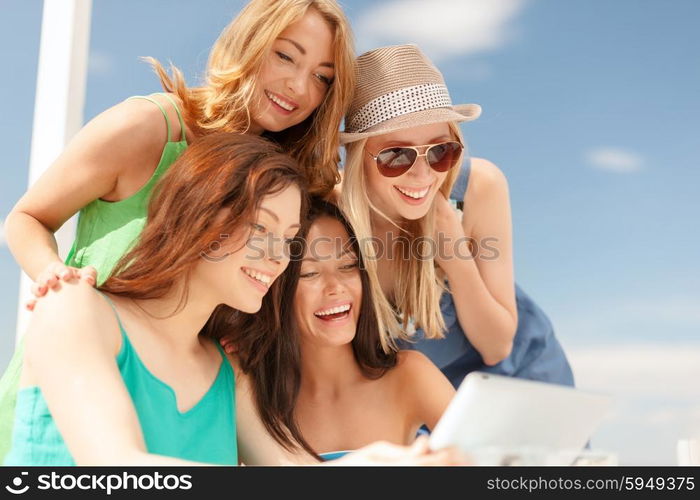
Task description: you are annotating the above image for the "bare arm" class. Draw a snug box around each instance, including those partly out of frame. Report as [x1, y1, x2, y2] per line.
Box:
[4, 95, 181, 286]
[398, 351, 455, 431]
[22, 280, 204, 465]
[232, 356, 464, 465]
[435, 158, 517, 365]
[230, 359, 316, 465]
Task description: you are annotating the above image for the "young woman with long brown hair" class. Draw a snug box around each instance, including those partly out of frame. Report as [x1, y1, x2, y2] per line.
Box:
[0, 0, 355, 458]
[4, 133, 306, 465]
[218, 199, 455, 460]
[4, 134, 461, 466]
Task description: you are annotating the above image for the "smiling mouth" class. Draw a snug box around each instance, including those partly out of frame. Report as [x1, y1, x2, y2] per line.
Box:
[313, 303, 352, 322]
[242, 267, 272, 288]
[265, 90, 297, 112]
[394, 185, 431, 200]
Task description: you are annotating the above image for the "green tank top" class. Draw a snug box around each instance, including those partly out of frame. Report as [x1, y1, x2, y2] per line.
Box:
[3, 293, 237, 465]
[0, 94, 188, 460]
[65, 93, 189, 286]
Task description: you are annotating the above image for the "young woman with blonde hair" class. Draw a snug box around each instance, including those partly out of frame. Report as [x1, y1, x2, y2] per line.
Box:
[339, 44, 574, 390]
[0, 0, 355, 459]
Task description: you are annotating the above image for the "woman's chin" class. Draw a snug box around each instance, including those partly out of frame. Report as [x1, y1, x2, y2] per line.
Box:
[397, 205, 431, 221]
[232, 298, 263, 314]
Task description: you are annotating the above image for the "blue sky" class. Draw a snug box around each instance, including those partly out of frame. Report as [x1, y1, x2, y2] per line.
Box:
[1, 0, 699, 464]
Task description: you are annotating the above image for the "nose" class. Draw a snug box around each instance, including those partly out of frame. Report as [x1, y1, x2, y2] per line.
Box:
[285, 69, 308, 98]
[265, 233, 288, 268]
[322, 272, 345, 296]
[407, 153, 433, 181]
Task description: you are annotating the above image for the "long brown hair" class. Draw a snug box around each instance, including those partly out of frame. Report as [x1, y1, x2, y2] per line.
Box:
[207, 199, 397, 457]
[145, 0, 355, 196]
[100, 132, 308, 305]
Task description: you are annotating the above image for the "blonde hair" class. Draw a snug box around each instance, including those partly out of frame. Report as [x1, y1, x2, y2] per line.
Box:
[340, 122, 465, 349]
[145, 0, 355, 196]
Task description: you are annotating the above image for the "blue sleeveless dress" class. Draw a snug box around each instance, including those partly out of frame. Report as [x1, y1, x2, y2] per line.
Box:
[400, 157, 575, 389]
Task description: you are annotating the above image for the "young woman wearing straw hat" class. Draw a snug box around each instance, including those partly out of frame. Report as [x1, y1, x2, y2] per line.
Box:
[0, 0, 355, 460]
[339, 44, 574, 389]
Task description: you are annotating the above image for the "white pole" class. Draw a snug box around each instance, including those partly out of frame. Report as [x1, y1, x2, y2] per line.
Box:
[15, 0, 93, 343]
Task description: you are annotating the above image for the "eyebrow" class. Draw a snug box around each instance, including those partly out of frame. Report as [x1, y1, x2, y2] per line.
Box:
[429, 135, 453, 143]
[259, 207, 301, 229]
[278, 37, 334, 69]
[378, 135, 453, 149]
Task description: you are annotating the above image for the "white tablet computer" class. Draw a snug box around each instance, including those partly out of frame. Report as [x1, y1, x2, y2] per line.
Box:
[428, 372, 613, 464]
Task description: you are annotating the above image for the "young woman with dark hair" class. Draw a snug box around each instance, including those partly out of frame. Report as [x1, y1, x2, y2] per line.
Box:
[219, 199, 455, 460]
[1, 0, 356, 459]
[5, 134, 460, 466]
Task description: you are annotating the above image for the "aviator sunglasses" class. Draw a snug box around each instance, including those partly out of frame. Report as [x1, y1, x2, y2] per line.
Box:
[366, 141, 463, 178]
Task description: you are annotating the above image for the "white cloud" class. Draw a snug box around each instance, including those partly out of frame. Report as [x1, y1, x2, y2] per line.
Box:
[354, 0, 528, 62]
[586, 147, 644, 173]
[619, 296, 700, 326]
[89, 49, 115, 76]
[567, 343, 700, 464]
[568, 343, 700, 400]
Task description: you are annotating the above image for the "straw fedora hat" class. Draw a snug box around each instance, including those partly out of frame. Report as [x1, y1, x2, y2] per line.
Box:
[340, 44, 481, 144]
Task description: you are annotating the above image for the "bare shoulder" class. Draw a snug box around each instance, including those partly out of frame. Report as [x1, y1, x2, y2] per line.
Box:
[461, 157, 511, 233]
[76, 94, 191, 199]
[56, 97, 172, 184]
[394, 350, 441, 381]
[396, 349, 432, 368]
[467, 157, 509, 197]
[138, 92, 191, 143]
[393, 350, 455, 427]
[31, 279, 109, 318]
[92, 96, 173, 149]
[86, 91, 191, 153]
[26, 281, 121, 353]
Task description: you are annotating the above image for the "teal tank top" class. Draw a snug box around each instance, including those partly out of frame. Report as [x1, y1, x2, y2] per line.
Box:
[320, 450, 351, 461]
[0, 94, 188, 461]
[4, 294, 237, 466]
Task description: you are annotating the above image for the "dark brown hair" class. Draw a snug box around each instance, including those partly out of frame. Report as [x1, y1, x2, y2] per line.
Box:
[208, 198, 397, 457]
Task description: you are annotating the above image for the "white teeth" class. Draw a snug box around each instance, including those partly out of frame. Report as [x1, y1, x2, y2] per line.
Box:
[314, 304, 351, 317]
[243, 268, 271, 286]
[396, 186, 430, 199]
[266, 91, 295, 111]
